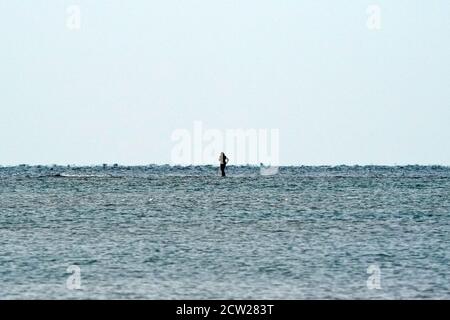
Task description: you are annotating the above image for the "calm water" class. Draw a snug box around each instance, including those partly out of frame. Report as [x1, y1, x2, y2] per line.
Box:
[0, 165, 449, 299]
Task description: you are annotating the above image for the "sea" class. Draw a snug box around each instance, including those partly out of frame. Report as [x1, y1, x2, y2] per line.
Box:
[0, 165, 449, 299]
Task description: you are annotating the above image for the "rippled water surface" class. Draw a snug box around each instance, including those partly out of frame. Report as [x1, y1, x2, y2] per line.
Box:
[0, 165, 449, 299]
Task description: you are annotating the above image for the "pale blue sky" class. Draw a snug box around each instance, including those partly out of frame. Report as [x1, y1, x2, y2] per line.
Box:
[1, 1, 449, 165]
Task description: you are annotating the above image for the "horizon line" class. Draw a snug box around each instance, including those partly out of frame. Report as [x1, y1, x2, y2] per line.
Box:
[1, 163, 449, 168]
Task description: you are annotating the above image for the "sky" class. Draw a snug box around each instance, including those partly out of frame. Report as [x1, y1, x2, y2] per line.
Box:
[1, 0, 449, 166]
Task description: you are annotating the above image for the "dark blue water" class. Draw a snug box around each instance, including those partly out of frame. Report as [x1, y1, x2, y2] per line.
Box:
[0, 165, 449, 299]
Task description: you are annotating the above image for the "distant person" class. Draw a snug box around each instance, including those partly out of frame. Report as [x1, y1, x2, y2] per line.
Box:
[219, 152, 229, 177]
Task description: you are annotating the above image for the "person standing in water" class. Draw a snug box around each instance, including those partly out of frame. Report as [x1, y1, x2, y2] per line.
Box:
[219, 152, 229, 176]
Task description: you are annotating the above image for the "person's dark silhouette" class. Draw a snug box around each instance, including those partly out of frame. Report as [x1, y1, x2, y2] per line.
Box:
[219, 152, 229, 177]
